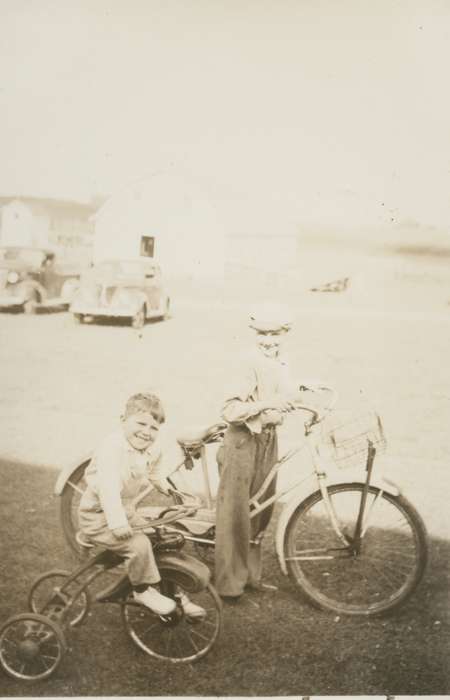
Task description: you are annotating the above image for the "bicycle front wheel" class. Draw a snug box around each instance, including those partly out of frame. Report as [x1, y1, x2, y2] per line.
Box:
[284, 483, 428, 616]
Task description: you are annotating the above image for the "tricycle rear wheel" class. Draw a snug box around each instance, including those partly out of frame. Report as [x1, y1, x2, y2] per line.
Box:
[28, 570, 90, 627]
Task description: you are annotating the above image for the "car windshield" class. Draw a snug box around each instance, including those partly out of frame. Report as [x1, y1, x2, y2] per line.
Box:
[92, 261, 154, 277]
[0, 248, 46, 266]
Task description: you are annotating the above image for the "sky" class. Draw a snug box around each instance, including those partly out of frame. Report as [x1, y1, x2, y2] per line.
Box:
[1, 0, 449, 231]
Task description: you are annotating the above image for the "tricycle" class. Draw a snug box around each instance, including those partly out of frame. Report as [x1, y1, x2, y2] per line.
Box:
[0, 506, 222, 681]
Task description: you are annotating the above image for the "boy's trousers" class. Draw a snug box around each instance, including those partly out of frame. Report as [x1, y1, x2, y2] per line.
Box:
[80, 512, 160, 586]
[214, 423, 278, 597]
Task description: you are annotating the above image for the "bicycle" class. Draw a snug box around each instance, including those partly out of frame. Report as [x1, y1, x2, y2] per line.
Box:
[55, 386, 428, 618]
[0, 507, 222, 682]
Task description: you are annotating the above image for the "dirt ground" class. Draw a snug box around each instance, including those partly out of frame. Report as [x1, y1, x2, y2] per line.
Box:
[0, 248, 449, 695]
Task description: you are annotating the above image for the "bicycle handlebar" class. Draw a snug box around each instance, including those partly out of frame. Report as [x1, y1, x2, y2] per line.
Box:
[294, 384, 338, 427]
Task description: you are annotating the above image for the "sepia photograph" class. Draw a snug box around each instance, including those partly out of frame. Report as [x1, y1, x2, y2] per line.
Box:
[0, 0, 449, 697]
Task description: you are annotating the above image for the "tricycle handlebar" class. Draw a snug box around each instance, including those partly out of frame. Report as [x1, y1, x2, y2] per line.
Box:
[138, 504, 199, 532]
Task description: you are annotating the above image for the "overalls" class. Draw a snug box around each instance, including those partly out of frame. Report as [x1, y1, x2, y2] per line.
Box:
[79, 434, 160, 586]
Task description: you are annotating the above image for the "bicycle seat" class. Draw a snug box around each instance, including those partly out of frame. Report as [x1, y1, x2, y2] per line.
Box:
[177, 421, 227, 449]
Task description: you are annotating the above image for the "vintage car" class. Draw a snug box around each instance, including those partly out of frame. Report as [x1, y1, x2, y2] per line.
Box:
[0, 246, 80, 313]
[70, 259, 170, 328]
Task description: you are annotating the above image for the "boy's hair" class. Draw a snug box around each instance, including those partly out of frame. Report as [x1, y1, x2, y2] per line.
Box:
[123, 392, 165, 424]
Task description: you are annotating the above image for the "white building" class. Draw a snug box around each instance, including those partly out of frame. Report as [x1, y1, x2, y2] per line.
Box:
[92, 174, 226, 279]
[0, 195, 96, 262]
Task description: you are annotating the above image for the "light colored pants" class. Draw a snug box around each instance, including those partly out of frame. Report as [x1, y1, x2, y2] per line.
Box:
[214, 424, 278, 597]
[79, 511, 160, 586]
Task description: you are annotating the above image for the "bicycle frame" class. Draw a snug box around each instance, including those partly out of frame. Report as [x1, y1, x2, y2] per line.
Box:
[168, 417, 402, 575]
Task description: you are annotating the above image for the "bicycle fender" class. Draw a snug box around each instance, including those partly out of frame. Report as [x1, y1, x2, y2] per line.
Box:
[54, 453, 93, 495]
[275, 470, 402, 576]
[157, 551, 211, 593]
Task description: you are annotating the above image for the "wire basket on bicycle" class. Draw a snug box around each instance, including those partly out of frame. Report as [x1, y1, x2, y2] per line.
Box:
[319, 408, 387, 469]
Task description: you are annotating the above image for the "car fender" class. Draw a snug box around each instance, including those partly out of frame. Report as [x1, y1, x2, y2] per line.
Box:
[274, 467, 402, 575]
[17, 279, 47, 302]
[54, 452, 93, 495]
[60, 277, 80, 302]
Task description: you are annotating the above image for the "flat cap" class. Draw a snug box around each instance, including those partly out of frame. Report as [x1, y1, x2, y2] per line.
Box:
[248, 303, 293, 332]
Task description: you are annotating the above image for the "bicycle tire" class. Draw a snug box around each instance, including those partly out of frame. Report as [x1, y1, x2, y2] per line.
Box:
[284, 482, 428, 616]
[60, 460, 91, 557]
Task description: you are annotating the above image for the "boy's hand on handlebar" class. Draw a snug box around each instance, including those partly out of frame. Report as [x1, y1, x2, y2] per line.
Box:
[112, 525, 133, 540]
[130, 515, 152, 529]
[261, 398, 297, 413]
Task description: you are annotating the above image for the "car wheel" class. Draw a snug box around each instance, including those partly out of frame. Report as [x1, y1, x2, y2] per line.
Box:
[131, 306, 146, 330]
[23, 292, 38, 315]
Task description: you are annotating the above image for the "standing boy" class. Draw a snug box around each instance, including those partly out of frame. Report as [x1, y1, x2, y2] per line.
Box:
[214, 304, 299, 600]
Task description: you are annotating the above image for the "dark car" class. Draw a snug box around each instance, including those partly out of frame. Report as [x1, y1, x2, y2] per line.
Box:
[0, 246, 80, 313]
[70, 259, 170, 328]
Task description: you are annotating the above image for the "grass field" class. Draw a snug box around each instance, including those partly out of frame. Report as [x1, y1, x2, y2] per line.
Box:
[0, 248, 449, 695]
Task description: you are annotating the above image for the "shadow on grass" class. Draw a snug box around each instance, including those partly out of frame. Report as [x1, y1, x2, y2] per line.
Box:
[0, 456, 449, 697]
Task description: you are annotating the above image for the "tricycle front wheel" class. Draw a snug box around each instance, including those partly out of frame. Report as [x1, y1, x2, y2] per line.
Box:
[0, 613, 66, 681]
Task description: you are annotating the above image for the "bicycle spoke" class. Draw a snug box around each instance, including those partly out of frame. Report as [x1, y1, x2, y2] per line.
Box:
[367, 543, 416, 559]
[360, 555, 404, 589]
[363, 557, 414, 578]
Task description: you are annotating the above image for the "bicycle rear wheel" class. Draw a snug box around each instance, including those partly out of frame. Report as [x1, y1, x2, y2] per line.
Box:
[60, 460, 91, 556]
[284, 483, 428, 616]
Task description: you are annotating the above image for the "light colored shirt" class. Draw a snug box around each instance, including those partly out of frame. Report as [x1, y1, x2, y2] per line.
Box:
[221, 349, 294, 434]
[79, 430, 178, 530]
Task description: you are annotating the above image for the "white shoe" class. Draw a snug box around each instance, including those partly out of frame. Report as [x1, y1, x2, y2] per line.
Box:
[178, 592, 206, 619]
[133, 586, 176, 615]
